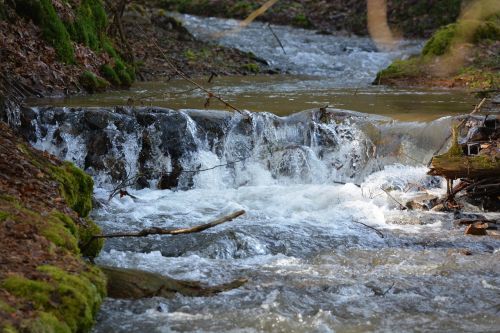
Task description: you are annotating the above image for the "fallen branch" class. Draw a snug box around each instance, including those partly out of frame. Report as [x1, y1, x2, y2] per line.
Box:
[267, 23, 286, 54]
[93, 210, 245, 239]
[352, 220, 384, 238]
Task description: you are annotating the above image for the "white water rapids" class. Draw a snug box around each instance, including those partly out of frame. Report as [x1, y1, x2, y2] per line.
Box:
[21, 14, 500, 333]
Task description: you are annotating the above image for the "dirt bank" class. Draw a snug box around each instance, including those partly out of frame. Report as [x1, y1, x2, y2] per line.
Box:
[0, 121, 106, 332]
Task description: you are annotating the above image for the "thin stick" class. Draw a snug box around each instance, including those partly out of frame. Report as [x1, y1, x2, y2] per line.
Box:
[267, 23, 286, 54]
[94, 210, 245, 239]
[381, 188, 407, 210]
[352, 220, 384, 238]
[133, 24, 245, 115]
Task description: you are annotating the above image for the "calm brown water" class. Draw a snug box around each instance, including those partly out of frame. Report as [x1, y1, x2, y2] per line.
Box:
[30, 75, 477, 121]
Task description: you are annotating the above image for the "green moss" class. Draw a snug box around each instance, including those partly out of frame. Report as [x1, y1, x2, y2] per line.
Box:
[1, 265, 106, 333]
[50, 161, 94, 218]
[40, 0, 75, 63]
[13, 0, 75, 62]
[67, 0, 107, 50]
[242, 63, 260, 73]
[26, 312, 71, 333]
[77, 218, 104, 258]
[79, 71, 109, 93]
[2, 276, 53, 307]
[293, 13, 312, 28]
[102, 38, 119, 59]
[472, 20, 500, 42]
[0, 300, 15, 313]
[116, 70, 132, 87]
[41, 212, 79, 253]
[184, 49, 196, 61]
[228, 1, 255, 18]
[100, 64, 121, 86]
[422, 23, 458, 56]
[2, 324, 18, 333]
[0, 211, 10, 221]
[445, 126, 463, 157]
[375, 57, 423, 82]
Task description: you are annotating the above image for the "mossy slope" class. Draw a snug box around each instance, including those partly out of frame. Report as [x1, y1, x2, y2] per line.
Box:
[5, 0, 135, 91]
[0, 123, 105, 333]
[376, 2, 500, 89]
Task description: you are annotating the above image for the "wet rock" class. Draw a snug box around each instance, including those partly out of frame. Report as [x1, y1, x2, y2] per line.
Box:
[465, 222, 489, 236]
[84, 109, 112, 130]
[100, 265, 246, 299]
[405, 193, 438, 211]
[158, 163, 182, 190]
[430, 203, 446, 212]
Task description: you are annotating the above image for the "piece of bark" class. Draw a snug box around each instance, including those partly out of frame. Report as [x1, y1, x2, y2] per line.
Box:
[100, 266, 247, 299]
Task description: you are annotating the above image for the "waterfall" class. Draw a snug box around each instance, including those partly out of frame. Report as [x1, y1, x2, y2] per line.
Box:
[17, 106, 452, 190]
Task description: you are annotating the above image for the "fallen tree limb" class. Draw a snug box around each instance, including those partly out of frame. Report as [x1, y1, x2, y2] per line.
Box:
[352, 220, 384, 238]
[93, 210, 246, 239]
[100, 265, 247, 299]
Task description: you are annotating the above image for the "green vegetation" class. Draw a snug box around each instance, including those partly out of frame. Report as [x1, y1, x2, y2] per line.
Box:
[80, 71, 109, 93]
[422, 23, 458, 56]
[8, 0, 135, 89]
[2, 265, 105, 333]
[228, 1, 256, 18]
[242, 63, 260, 73]
[292, 13, 311, 28]
[0, 141, 106, 332]
[376, 7, 500, 89]
[68, 0, 108, 50]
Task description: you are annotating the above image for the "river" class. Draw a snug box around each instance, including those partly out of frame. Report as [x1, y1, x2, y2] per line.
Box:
[21, 14, 500, 333]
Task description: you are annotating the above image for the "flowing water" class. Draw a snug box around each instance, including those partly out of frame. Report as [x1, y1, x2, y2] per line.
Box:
[18, 14, 499, 333]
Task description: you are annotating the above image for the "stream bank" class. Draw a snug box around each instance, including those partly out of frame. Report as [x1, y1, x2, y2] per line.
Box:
[0, 122, 106, 332]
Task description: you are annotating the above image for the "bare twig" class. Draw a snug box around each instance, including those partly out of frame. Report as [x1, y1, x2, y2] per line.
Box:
[381, 187, 407, 210]
[94, 210, 245, 239]
[267, 24, 286, 54]
[133, 24, 246, 115]
[352, 220, 384, 238]
[382, 282, 395, 296]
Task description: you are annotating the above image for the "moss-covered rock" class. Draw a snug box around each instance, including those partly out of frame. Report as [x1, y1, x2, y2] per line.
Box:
[80, 71, 109, 93]
[100, 64, 121, 86]
[422, 23, 458, 56]
[242, 62, 260, 73]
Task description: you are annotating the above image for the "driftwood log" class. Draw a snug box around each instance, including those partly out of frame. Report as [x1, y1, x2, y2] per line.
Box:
[100, 266, 247, 299]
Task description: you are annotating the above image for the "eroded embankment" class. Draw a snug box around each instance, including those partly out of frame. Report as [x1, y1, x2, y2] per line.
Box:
[0, 122, 105, 332]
